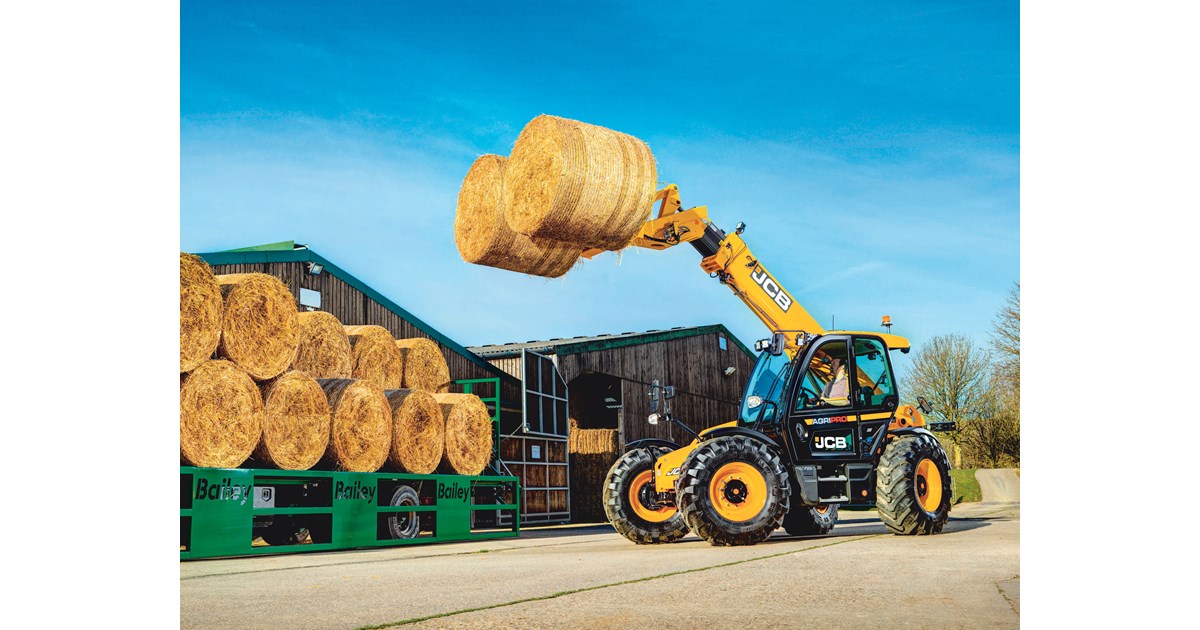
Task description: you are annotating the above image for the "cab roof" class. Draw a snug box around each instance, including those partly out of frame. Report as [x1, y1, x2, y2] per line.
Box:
[825, 331, 911, 351]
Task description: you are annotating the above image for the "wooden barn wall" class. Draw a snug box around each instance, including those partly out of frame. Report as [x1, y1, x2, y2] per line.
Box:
[209, 261, 520, 406]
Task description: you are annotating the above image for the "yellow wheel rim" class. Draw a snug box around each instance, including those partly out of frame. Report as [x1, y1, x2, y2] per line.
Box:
[628, 470, 676, 523]
[813, 505, 830, 515]
[709, 462, 769, 522]
[915, 458, 943, 512]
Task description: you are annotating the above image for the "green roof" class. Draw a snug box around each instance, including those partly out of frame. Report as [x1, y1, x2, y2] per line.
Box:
[469, 324, 755, 360]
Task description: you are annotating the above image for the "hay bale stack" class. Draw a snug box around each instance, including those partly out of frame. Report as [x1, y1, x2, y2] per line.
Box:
[256, 372, 331, 470]
[180, 253, 223, 372]
[384, 389, 444, 474]
[454, 154, 581, 278]
[433, 393, 493, 475]
[567, 418, 621, 523]
[216, 273, 299, 381]
[344, 325, 403, 390]
[291, 311, 353, 378]
[317, 378, 391, 472]
[503, 115, 657, 251]
[180, 360, 264, 468]
[394, 338, 451, 392]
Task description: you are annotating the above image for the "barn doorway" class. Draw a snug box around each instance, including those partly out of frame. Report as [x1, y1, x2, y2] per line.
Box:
[567, 372, 622, 429]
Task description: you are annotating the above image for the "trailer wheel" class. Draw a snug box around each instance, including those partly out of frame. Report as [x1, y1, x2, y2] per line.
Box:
[603, 448, 688, 544]
[782, 504, 839, 536]
[876, 433, 952, 535]
[259, 517, 305, 546]
[387, 485, 421, 540]
[676, 436, 790, 546]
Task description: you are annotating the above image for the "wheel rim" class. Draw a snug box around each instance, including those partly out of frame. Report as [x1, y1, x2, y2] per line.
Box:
[915, 458, 943, 512]
[628, 470, 676, 523]
[708, 461, 769, 522]
[813, 505, 830, 515]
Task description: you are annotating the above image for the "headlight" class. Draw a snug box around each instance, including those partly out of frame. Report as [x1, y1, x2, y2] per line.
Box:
[746, 395, 763, 409]
[647, 413, 660, 425]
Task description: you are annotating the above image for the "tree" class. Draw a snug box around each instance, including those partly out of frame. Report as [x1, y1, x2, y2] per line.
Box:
[907, 334, 993, 429]
[991, 283, 1020, 393]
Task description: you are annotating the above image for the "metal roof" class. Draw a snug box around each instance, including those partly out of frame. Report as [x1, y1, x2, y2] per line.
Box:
[469, 324, 755, 359]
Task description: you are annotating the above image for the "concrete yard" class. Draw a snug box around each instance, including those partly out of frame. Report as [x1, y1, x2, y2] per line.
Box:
[180, 499, 1019, 629]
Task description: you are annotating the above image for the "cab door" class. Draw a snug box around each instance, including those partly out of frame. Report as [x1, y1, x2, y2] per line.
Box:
[849, 336, 899, 462]
[784, 336, 861, 463]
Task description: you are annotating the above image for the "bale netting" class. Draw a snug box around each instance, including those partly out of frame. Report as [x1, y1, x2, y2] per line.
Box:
[216, 273, 299, 381]
[394, 338, 451, 392]
[503, 114, 658, 251]
[568, 418, 621, 523]
[454, 154, 581, 278]
[344, 325, 403, 390]
[433, 393, 493, 475]
[291, 311, 353, 379]
[255, 371, 331, 470]
[180, 360, 264, 468]
[384, 389, 444, 474]
[180, 252, 223, 372]
[317, 378, 391, 472]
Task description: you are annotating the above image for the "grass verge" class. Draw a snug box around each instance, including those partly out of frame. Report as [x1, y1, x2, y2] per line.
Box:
[950, 468, 981, 504]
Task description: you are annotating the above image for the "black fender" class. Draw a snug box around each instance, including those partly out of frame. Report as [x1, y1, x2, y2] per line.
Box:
[698, 426, 784, 453]
[624, 438, 682, 454]
[886, 427, 939, 440]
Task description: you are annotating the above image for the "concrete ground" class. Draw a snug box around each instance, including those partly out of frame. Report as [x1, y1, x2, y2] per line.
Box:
[181, 482, 1019, 629]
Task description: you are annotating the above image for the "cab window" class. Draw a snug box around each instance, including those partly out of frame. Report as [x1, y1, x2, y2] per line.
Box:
[854, 337, 895, 408]
[793, 339, 851, 412]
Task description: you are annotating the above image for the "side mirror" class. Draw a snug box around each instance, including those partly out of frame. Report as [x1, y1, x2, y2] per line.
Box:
[648, 379, 660, 413]
[768, 332, 787, 356]
[917, 397, 933, 414]
[664, 386, 676, 400]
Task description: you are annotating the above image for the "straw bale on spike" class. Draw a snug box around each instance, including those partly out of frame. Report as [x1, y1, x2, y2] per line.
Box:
[454, 154, 581, 278]
[255, 372, 331, 470]
[503, 115, 658, 251]
[394, 338, 451, 392]
[180, 360, 264, 468]
[433, 393, 493, 475]
[344, 325, 403, 389]
[180, 253, 223, 372]
[384, 389, 444, 474]
[568, 418, 621, 523]
[317, 378, 391, 472]
[291, 311, 353, 378]
[216, 273, 299, 381]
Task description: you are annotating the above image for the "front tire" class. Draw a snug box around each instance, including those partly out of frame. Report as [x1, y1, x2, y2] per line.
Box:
[782, 504, 838, 536]
[676, 436, 790, 546]
[876, 433, 952, 535]
[603, 448, 688, 544]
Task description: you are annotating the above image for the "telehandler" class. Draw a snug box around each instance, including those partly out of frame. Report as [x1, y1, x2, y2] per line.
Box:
[593, 185, 956, 546]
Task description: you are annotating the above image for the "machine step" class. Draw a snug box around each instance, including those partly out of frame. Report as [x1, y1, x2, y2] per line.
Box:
[818, 475, 848, 482]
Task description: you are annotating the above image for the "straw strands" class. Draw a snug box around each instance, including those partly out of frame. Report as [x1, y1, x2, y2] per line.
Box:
[344, 325, 404, 390]
[384, 389, 444, 474]
[317, 378, 391, 472]
[454, 154, 581, 278]
[291, 311, 353, 379]
[180, 360, 264, 468]
[394, 338, 451, 392]
[216, 273, 299, 381]
[503, 115, 657, 251]
[180, 253, 223, 372]
[567, 418, 621, 523]
[256, 372, 331, 470]
[433, 393, 493, 475]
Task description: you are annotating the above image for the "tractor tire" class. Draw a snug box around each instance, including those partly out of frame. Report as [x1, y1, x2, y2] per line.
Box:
[603, 448, 688, 544]
[676, 436, 790, 546]
[876, 433, 952, 535]
[386, 485, 421, 540]
[782, 504, 838, 537]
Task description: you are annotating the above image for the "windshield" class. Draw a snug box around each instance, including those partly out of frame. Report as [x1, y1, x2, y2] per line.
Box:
[739, 351, 793, 424]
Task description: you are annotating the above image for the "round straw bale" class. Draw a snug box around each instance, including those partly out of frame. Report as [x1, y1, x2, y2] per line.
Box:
[291, 311, 353, 379]
[180, 253, 222, 372]
[384, 389, 444, 474]
[317, 378, 391, 472]
[256, 371, 331, 470]
[180, 360, 263, 468]
[344, 325, 404, 389]
[503, 115, 658, 251]
[454, 154, 581, 278]
[216, 273, 299, 381]
[394, 338, 451, 392]
[433, 393, 493, 475]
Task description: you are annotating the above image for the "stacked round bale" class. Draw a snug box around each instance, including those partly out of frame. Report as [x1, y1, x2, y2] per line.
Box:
[567, 418, 621, 523]
[454, 115, 658, 278]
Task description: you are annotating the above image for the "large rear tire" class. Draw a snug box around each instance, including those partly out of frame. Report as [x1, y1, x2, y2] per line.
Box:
[676, 436, 790, 546]
[603, 448, 688, 544]
[782, 504, 838, 536]
[876, 433, 952, 535]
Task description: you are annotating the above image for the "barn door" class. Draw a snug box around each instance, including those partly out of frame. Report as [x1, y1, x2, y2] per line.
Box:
[522, 350, 569, 437]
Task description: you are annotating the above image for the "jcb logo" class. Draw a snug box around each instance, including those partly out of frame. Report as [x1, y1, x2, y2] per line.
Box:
[750, 268, 793, 312]
[814, 435, 852, 450]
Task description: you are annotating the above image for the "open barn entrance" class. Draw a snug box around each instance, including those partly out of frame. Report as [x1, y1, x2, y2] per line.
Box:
[567, 372, 622, 429]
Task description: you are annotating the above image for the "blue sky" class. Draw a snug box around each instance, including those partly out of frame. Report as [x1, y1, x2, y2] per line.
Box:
[181, 1, 1019, 381]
